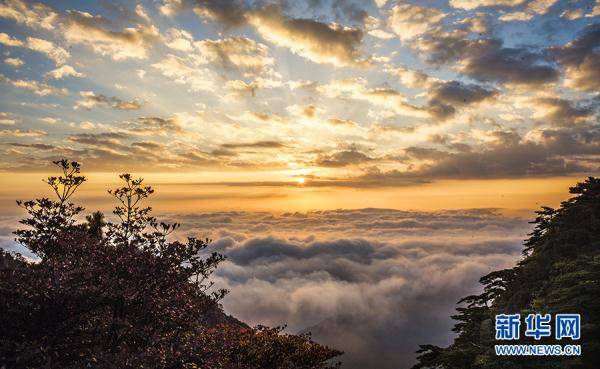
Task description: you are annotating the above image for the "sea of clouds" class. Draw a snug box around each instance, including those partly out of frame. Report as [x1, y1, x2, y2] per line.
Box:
[1, 208, 533, 368]
[170, 208, 531, 368]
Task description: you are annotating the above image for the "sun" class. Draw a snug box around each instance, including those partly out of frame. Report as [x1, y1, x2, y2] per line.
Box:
[296, 177, 305, 185]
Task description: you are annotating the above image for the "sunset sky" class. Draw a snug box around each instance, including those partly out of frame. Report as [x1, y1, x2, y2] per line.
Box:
[0, 0, 598, 212]
[0, 0, 599, 368]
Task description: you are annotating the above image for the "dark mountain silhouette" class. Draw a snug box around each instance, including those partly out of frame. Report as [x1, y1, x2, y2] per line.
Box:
[413, 177, 600, 369]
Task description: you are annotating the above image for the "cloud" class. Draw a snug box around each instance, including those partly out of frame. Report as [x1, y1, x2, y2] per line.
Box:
[314, 149, 373, 167]
[402, 127, 600, 179]
[315, 78, 427, 118]
[326, 118, 358, 127]
[416, 30, 559, 86]
[367, 28, 395, 39]
[141, 208, 531, 369]
[286, 104, 323, 119]
[0, 0, 57, 30]
[221, 141, 287, 149]
[190, 1, 370, 67]
[163, 27, 194, 51]
[426, 81, 498, 120]
[195, 37, 274, 75]
[413, 28, 473, 65]
[364, 15, 395, 39]
[63, 10, 159, 60]
[191, 0, 249, 28]
[560, 8, 584, 20]
[499, 0, 558, 22]
[151, 54, 216, 92]
[0, 74, 68, 96]
[5, 142, 54, 150]
[45, 65, 84, 79]
[38, 117, 58, 124]
[388, 4, 446, 42]
[317, 76, 496, 121]
[224, 77, 283, 98]
[498, 11, 535, 21]
[79, 121, 95, 130]
[590, 2, 600, 17]
[66, 132, 129, 146]
[135, 4, 152, 23]
[460, 42, 558, 86]
[457, 14, 489, 33]
[0, 112, 15, 125]
[4, 57, 23, 68]
[162, 28, 276, 82]
[159, 0, 184, 17]
[315, 77, 367, 98]
[385, 66, 434, 89]
[528, 97, 595, 126]
[283, 126, 600, 186]
[0, 32, 23, 47]
[328, 0, 368, 23]
[0, 33, 69, 65]
[58, 137, 170, 171]
[449, 0, 526, 10]
[247, 6, 370, 67]
[242, 111, 288, 125]
[225, 79, 259, 97]
[56, 128, 220, 171]
[0, 128, 46, 137]
[552, 23, 600, 92]
[25, 37, 69, 65]
[75, 91, 143, 110]
[362, 88, 409, 109]
[225, 237, 388, 266]
[126, 116, 186, 136]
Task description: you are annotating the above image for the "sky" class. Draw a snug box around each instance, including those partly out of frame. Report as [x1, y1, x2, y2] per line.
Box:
[0, 0, 599, 368]
[0, 0, 598, 199]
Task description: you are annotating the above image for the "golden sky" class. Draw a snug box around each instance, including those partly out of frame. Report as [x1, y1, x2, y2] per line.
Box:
[0, 172, 583, 216]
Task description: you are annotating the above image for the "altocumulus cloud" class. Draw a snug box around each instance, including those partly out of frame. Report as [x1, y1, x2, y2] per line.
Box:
[171, 0, 372, 67]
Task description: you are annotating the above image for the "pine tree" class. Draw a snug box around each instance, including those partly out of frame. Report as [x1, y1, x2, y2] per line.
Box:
[413, 177, 600, 369]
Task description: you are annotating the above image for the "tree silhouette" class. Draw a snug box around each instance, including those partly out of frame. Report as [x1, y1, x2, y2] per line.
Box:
[0, 159, 341, 369]
[14, 159, 85, 259]
[86, 211, 106, 239]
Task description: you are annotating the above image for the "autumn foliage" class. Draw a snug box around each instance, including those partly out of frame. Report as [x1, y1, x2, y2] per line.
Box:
[0, 160, 341, 368]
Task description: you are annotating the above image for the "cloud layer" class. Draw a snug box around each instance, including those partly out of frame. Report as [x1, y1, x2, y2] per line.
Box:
[150, 208, 531, 369]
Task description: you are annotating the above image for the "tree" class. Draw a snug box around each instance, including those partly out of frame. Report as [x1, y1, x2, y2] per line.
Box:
[0, 159, 341, 369]
[14, 159, 85, 259]
[86, 211, 106, 239]
[412, 177, 600, 369]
